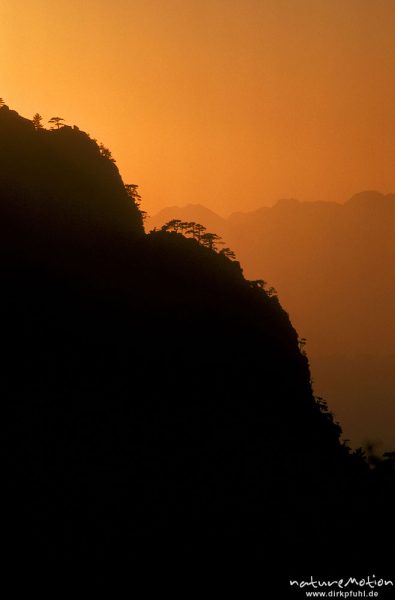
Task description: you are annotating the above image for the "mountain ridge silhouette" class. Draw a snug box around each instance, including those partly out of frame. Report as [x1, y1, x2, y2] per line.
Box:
[1, 104, 394, 569]
[149, 192, 395, 449]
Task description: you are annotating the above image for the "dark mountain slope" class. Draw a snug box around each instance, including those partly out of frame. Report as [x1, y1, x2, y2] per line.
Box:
[149, 194, 395, 449]
[0, 105, 144, 248]
[1, 106, 394, 570]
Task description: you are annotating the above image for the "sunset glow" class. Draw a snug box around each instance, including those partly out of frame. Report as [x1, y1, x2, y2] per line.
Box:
[2, 0, 395, 565]
[1, 0, 394, 215]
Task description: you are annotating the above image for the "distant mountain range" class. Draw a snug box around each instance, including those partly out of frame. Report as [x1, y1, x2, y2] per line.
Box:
[5, 102, 383, 560]
[2, 103, 395, 566]
[148, 191, 395, 449]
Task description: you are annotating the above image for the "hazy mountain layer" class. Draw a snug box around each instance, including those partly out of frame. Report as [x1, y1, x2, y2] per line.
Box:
[149, 194, 395, 449]
[1, 105, 394, 567]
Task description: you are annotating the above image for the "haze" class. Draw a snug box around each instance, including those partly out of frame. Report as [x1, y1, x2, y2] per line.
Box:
[1, 0, 394, 215]
[149, 193, 395, 450]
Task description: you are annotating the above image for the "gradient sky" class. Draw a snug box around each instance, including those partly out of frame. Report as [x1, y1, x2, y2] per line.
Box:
[1, 0, 394, 215]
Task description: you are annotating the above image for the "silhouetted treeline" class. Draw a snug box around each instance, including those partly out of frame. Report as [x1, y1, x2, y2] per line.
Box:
[149, 195, 395, 452]
[1, 104, 394, 573]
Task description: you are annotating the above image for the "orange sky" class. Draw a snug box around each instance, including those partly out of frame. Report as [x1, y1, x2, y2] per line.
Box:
[1, 0, 394, 216]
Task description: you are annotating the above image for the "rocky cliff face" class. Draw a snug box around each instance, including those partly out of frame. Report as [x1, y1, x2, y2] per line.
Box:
[148, 193, 395, 450]
[1, 106, 393, 567]
[0, 105, 144, 244]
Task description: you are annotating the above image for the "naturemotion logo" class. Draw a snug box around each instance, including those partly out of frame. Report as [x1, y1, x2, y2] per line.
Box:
[289, 575, 393, 598]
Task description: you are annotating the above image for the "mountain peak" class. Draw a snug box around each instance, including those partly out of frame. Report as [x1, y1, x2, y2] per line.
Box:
[0, 105, 144, 242]
[346, 190, 395, 208]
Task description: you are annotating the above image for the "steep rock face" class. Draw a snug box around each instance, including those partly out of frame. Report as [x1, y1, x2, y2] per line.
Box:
[0, 105, 144, 249]
[1, 107, 392, 564]
[148, 194, 395, 450]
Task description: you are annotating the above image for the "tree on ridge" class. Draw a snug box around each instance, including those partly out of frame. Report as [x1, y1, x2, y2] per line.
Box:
[125, 183, 147, 221]
[161, 219, 183, 234]
[201, 232, 223, 251]
[159, 219, 237, 257]
[33, 113, 44, 130]
[48, 116, 65, 130]
[99, 143, 115, 162]
[220, 247, 236, 260]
